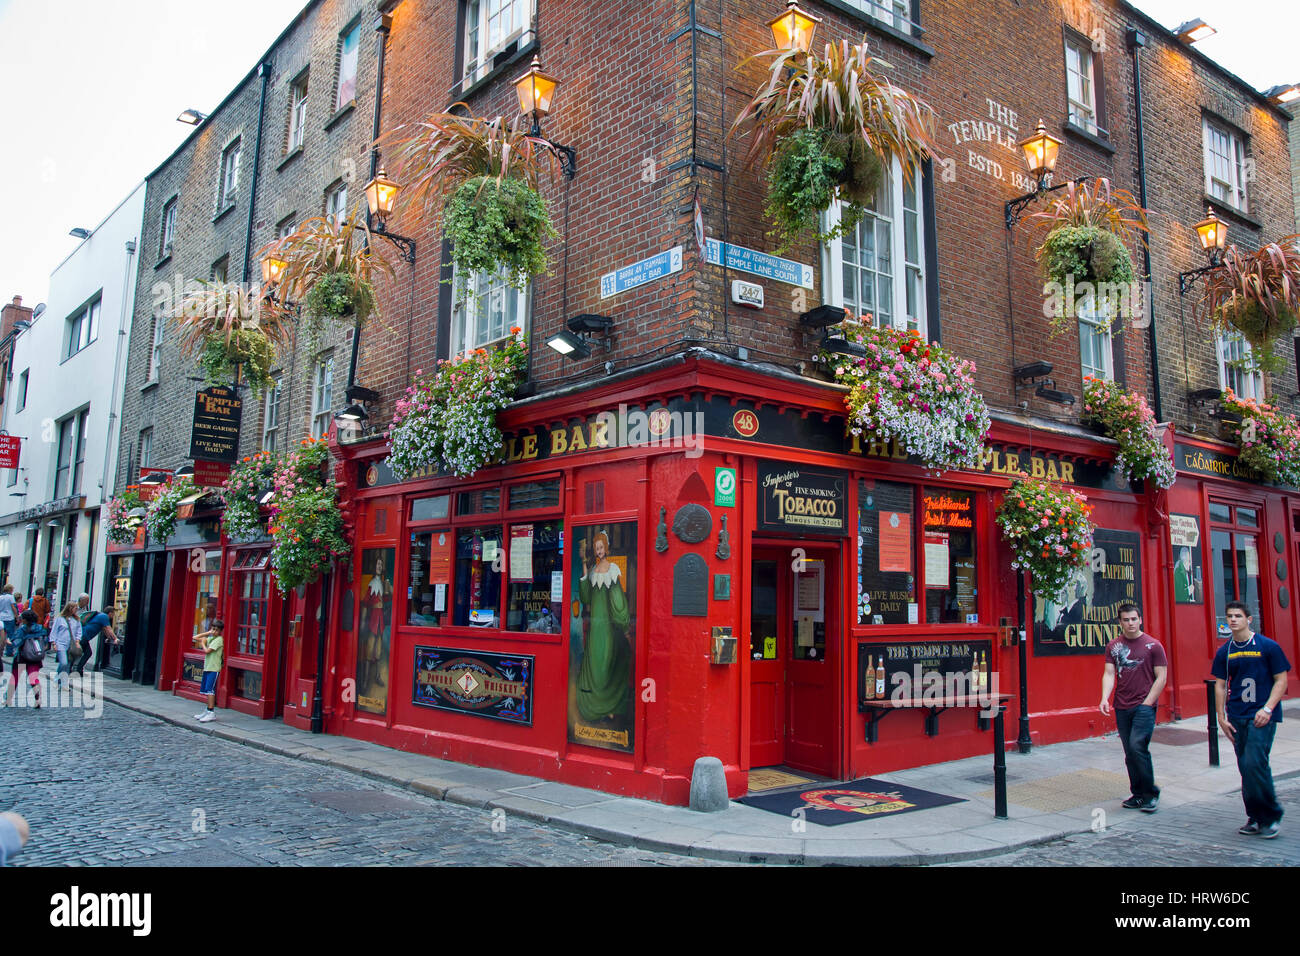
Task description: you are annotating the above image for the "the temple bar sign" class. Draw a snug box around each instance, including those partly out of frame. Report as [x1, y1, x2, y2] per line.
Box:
[188, 386, 242, 463]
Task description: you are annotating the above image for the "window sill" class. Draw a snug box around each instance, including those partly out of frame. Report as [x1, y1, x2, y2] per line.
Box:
[276, 146, 304, 172]
[154, 253, 172, 271]
[1203, 195, 1261, 230]
[141, 379, 160, 393]
[1062, 121, 1115, 156]
[212, 203, 237, 224]
[455, 37, 538, 102]
[816, 0, 935, 58]
[324, 102, 355, 132]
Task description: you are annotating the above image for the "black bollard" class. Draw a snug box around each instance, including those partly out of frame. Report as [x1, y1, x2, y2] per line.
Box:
[993, 704, 1008, 819]
[1204, 678, 1219, 767]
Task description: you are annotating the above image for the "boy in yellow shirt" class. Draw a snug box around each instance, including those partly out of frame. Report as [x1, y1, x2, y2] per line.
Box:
[193, 620, 224, 722]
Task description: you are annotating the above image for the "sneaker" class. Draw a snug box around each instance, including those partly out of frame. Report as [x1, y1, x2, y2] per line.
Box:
[1238, 821, 1260, 835]
[194, 712, 208, 720]
[1122, 796, 1146, 809]
[197, 711, 215, 723]
[1259, 821, 1282, 839]
[1140, 795, 1159, 813]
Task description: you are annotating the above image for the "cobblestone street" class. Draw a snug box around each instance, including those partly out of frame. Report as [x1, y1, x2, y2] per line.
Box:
[3, 698, 726, 867]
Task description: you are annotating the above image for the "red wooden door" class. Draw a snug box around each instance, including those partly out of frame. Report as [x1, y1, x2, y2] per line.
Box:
[784, 549, 839, 777]
[749, 553, 785, 767]
[748, 545, 841, 778]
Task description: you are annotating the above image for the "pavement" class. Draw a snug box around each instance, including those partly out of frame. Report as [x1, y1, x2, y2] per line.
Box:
[86, 674, 1300, 866]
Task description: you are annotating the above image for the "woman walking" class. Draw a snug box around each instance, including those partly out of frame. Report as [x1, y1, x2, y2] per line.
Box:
[5, 610, 49, 707]
[49, 602, 82, 692]
[0, 585, 16, 648]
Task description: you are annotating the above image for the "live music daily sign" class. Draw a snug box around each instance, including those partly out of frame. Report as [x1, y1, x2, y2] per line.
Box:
[188, 386, 242, 462]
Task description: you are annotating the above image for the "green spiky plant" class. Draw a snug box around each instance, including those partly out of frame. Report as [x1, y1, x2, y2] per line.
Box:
[730, 39, 937, 249]
[168, 282, 293, 397]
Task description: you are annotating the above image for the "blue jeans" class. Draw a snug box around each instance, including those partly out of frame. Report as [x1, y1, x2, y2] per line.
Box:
[55, 645, 70, 683]
[1230, 717, 1283, 826]
[1116, 705, 1159, 799]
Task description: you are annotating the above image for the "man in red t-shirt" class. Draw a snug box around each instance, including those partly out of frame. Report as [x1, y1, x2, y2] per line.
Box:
[1099, 603, 1168, 812]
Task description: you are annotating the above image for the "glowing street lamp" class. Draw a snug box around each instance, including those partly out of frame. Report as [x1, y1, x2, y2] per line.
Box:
[1017, 120, 1062, 184]
[768, 0, 821, 52]
[514, 56, 560, 131]
[1194, 208, 1227, 258]
[363, 168, 401, 222]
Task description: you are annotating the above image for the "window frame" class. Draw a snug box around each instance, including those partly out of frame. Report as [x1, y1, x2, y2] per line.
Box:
[53, 412, 87, 499]
[1202, 116, 1248, 212]
[262, 375, 282, 452]
[461, 0, 535, 87]
[16, 369, 28, 411]
[1063, 32, 1099, 135]
[402, 474, 565, 636]
[159, 197, 177, 260]
[64, 295, 100, 361]
[820, 157, 928, 338]
[310, 355, 334, 439]
[148, 314, 165, 383]
[218, 138, 242, 209]
[449, 265, 530, 358]
[287, 71, 309, 152]
[823, 0, 917, 39]
[1077, 295, 1114, 381]
[1217, 330, 1263, 400]
[334, 20, 360, 111]
[139, 427, 154, 471]
[325, 181, 348, 228]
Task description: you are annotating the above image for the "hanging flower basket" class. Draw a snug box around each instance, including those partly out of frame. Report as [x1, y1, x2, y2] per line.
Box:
[819, 314, 990, 473]
[302, 270, 377, 325]
[266, 438, 350, 592]
[169, 281, 293, 399]
[1196, 236, 1300, 379]
[199, 328, 278, 397]
[105, 486, 145, 544]
[444, 176, 555, 288]
[1025, 179, 1147, 333]
[996, 475, 1095, 597]
[1218, 390, 1300, 486]
[1081, 378, 1175, 490]
[731, 40, 937, 249]
[146, 476, 196, 544]
[221, 450, 282, 541]
[386, 329, 527, 480]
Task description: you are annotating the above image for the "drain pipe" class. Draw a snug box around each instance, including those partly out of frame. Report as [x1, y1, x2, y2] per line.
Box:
[1126, 28, 1163, 421]
[241, 61, 273, 284]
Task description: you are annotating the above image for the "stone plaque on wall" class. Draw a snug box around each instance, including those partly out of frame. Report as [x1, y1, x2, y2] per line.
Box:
[672, 553, 709, 617]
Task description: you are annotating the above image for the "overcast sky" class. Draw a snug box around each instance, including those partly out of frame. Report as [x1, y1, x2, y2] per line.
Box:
[0, 0, 1294, 309]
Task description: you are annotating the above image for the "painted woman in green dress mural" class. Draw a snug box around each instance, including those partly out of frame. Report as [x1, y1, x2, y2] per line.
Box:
[576, 531, 632, 723]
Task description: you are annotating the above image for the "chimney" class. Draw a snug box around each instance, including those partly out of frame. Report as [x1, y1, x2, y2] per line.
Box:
[1, 295, 33, 339]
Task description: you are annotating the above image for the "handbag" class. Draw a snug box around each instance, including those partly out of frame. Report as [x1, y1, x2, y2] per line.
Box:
[70, 638, 83, 659]
[19, 635, 45, 665]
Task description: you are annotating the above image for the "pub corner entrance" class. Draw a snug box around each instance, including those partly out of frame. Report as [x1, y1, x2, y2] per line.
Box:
[748, 542, 842, 779]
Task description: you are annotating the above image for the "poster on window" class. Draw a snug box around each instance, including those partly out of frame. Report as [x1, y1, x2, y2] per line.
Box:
[1169, 514, 1204, 604]
[1033, 529, 1142, 656]
[356, 547, 396, 715]
[568, 522, 637, 754]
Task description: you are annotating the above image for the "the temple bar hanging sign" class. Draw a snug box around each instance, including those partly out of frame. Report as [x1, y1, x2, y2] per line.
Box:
[188, 386, 243, 463]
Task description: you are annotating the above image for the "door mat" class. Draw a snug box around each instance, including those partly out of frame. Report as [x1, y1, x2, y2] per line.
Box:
[1152, 727, 1208, 747]
[747, 768, 817, 792]
[737, 777, 965, 826]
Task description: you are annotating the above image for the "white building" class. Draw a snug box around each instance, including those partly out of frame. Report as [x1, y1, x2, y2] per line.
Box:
[0, 183, 145, 612]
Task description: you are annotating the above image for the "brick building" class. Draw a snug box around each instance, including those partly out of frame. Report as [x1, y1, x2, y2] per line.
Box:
[109, 0, 385, 711]
[113, 0, 1297, 804]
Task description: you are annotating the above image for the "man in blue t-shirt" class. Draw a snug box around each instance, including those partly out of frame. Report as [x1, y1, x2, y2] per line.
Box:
[1211, 601, 1291, 839]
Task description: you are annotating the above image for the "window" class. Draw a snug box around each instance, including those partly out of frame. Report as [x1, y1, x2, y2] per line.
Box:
[218, 138, 241, 208]
[1064, 34, 1099, 134]
[310, 355, 334, 439]
[1203, 118, 1248, 211]
[65, 297, 100, 360]
[148, 315, 165, 382]
[325, 181, 347, 228]
[1217, 331, 1263, 400]
[16, 369, 27, 411]
[276, 214, 297, 239]
[837, 0, 915, 36]
[463, 0, 533, 85]
[262, 376, 282, 452]
[235, 551, 272, 658]
[190, 552, 222, 674]
[211, 257, 229, 284]
[138, 428, 153, 471]
[405, 478, 563, 632]
[1209, 501, 1262, 636]
[160, 198, 177, 259]
[335, 22, 359, 110]
[287, 73, 309, 151]
[6, 466, 16, 488]
[54, 412, 88, 499]
[450, 266, 528, 356]
[1078, 295, 1113, 381]
[856, 479, 982, 626]
[821, 159, 927, 336]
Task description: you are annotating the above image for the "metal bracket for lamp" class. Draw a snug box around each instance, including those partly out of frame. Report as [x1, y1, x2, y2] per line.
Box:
[369, 220, 417, 264]
[1004, 176, 1094, 230]
[1178, 254, 1223, 295]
